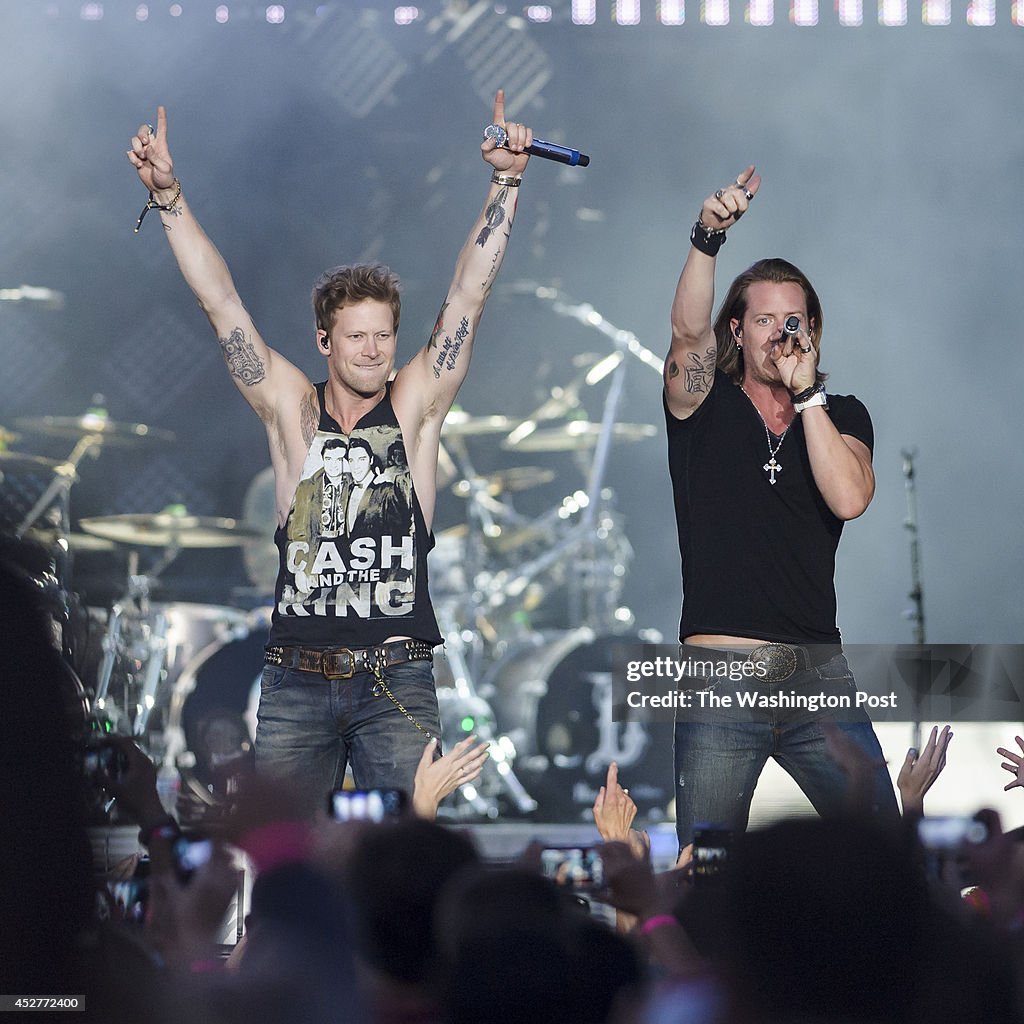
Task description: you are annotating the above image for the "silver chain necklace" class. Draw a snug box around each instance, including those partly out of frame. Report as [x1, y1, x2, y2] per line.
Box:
[741, 386, 788, 486]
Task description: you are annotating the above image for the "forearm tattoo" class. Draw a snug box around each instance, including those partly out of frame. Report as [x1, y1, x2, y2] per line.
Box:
[475, 186, 509, 247]
[683, 347, 716, 393]
[428, 301, 449, 351]
[300, 390, 318, 447]
[219, 327, 266, 386]
[431, 316, 470, 379]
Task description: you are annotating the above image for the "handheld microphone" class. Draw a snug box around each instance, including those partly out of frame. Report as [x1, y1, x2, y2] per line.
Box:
[781, 315, 802, 336]
[483, 124, 590, 168]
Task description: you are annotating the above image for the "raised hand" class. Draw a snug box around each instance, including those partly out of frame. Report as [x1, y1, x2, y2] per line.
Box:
[126, 105, 175, 193]
[997, 735, 1024, 792]
[698, 164, 761, 232]
[412, 735, 489, 819]
[897, 724, 953, 816]
[481, 89, 532, 176]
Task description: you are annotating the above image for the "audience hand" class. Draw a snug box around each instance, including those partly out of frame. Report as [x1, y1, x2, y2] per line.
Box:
[897, 724, 953, 817]
[412, 736, 489, 820]
[593, 762, 649, 859]
[997, 735, 1024, 792]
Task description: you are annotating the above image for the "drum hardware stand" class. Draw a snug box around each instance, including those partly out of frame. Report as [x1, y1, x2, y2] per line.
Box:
[94, 543, 181, 740]
[435, 435, 539, 817]
[901, 448, 927, 753]
[504, 287, 663, 633]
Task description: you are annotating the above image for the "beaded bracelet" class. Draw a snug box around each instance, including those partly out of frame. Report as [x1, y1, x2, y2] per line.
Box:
[134, 177, 182, 233]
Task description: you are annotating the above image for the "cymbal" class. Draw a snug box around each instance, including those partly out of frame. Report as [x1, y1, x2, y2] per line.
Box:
[15, 414, 175, 445]
[442, 411, 518, 437]
[502, 422, 657, 452]
[25, 528, 117, 553]
[452, 466, 556, 497]
[0, 451, 60, 472]
[79, 513, 263, 548]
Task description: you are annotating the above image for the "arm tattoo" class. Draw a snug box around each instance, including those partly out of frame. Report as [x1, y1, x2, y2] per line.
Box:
[300, 390, 318, 447]
[431, 316, 470, 379]
[219, 327, 266, 386]
[683, 347, 716, 394]
[475, 186, 509, 247]
[428, 301, 449, 351]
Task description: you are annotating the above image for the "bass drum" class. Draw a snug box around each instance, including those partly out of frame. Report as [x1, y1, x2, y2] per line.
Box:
[483, 628, 673, 823]
[164, 609, 271, 774]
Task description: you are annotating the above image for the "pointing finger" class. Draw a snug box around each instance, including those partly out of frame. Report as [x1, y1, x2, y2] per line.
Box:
[492, 89, 505, 127]
[156, 104, 168, 142]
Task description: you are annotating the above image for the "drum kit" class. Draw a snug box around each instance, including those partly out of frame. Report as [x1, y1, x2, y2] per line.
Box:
[0, 288, 675, 823]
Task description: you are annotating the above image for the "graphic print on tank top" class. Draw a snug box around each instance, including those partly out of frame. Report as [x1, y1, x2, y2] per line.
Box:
[279, 425, 415, 620]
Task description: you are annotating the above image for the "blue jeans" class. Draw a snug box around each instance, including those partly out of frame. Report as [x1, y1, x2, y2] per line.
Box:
[255, 658, 440, 818]
[673, 653, 899, 850]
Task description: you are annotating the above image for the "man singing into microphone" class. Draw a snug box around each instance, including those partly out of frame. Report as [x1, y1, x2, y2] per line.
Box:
[663, 166, 899, 853]
[127, 92, 533, 815]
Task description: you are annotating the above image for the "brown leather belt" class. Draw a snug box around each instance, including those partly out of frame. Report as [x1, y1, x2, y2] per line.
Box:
[264, 638, 435, 680]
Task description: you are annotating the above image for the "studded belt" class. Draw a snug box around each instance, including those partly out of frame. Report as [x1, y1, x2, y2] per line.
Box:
[265, 638, 435, 680]
[681, 642, 844, 684]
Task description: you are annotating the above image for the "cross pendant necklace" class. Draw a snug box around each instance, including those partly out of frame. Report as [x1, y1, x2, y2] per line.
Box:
[742, 386, 788, 486]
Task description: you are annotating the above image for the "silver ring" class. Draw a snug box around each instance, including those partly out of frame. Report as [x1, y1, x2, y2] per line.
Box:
[800, 345, 812, 354]
[715, 188, 725, 199]
[145, 124, 155, 137]
[742, 188, 754, 201]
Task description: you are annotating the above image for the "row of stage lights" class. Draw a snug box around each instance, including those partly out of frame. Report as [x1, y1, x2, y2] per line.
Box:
[62, 1, 1023, 27]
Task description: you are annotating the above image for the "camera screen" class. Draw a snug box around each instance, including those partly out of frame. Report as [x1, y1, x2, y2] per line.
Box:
[329, 788, 406, 823]
[539, 847, 604, 891]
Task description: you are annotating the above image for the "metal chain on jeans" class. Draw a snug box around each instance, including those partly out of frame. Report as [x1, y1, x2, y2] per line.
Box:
[368, 660, 438, 741]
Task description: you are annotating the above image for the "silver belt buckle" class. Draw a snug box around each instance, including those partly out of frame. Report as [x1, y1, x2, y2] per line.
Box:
[748, 643, 798, 683]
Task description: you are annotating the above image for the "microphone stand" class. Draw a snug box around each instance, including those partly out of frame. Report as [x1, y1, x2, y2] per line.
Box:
[901, 448, 926, 752]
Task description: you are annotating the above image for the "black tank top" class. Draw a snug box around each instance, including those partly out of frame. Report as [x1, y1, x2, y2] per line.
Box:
[268, 381, 442, 648]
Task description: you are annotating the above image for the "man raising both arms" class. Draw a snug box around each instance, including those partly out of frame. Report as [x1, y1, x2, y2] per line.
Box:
[663, 166, 899, 854]
[127, 93, 532, 815]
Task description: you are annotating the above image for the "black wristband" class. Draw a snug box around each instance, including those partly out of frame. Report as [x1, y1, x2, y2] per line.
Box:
[791, 381, 824, 403]
[690, 219, 726, 257]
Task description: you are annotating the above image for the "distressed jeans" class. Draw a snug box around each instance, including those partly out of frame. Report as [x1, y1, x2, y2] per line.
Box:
[673, 653, 899, 850]
[255, 658, 440, 818]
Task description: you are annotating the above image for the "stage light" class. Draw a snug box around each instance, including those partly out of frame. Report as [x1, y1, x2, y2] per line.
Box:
[879, 0, 907, 23]
[572, 0, 596, 24]
[1014, 0, 1024, 23]
[526, 5, 552, 21]
[922, 0, 949, 23]
[748, 0, 774, 25]
[791, 0, 818, 24]
[215, 4, 229, 22]
[966, 0, 995, 22]
[836, 0, 863, 24]
[135, 4, 149, 20]
[702, 0, 730, 24]
[394, 5, 418, 23]
[659, 0, 686, 22]
[80, 3, 103, 19]
[615, 0, 641, 23]
[169, 4, 182, 16]
[266, 4, 285, 22]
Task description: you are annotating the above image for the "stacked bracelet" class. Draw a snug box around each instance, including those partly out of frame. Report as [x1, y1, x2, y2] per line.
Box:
[690, 218, 726, 257]
[792, 381, 828, 413]
[491, 171, 522, 187]
[134, 177, 182, 233]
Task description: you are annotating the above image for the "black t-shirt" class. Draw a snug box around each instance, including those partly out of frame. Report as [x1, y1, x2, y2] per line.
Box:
[664, 369, 873, 645]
